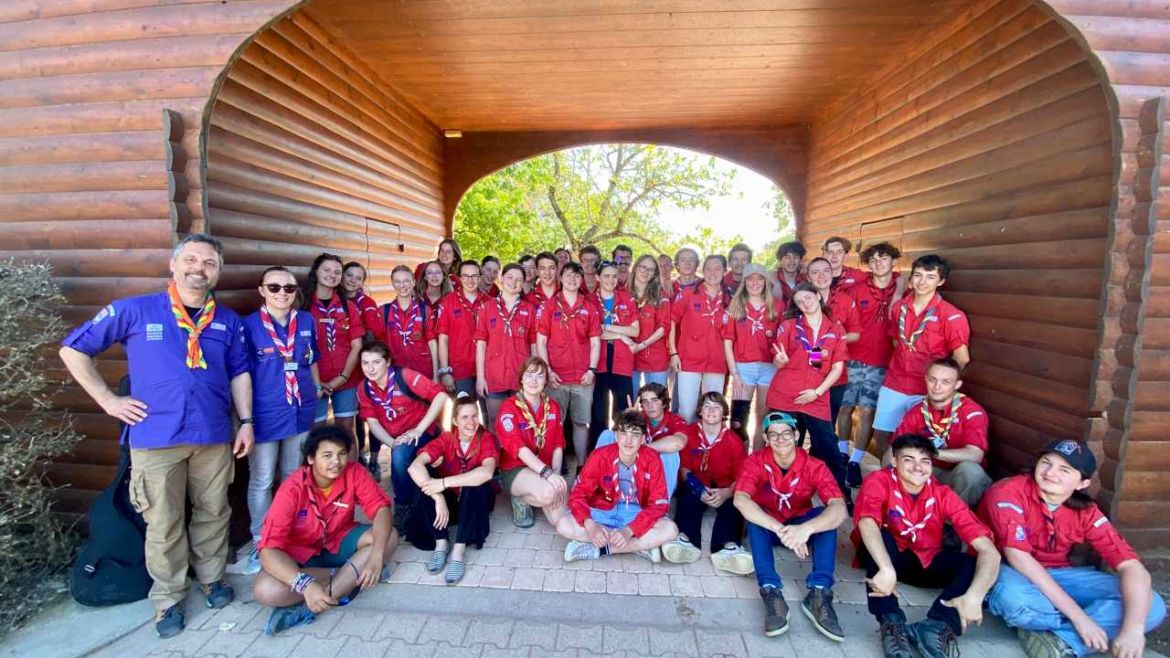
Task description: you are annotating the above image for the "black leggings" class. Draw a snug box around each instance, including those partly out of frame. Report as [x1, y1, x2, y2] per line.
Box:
[405, 482, 495, 551]
[590, 371, 633, 448]
[673, 483, 744, 550]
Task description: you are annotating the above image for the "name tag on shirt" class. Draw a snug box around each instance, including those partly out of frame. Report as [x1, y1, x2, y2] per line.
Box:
[146, 323, 164, 341]
[284, 361, 299, 372]
[210, 322, 227, 332]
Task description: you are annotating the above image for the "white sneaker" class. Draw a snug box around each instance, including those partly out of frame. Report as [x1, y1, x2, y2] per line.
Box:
[226, 548, 261, 575]
[635, 547, 662, 564]
[564, 540, 601, 563]
[711, 545, 755, 575]
[661, 538, 701, 564]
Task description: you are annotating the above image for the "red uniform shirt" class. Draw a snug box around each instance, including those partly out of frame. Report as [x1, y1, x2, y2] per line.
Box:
[436, 290, 487, 380]
[766, 316, 849, 420]
[845, 273, 899, 368]
[645, 410, 689, 445]
[536, 292, 602, 382]
[351, 290, 384, 341]
[671, 278, 701, 298]
[258, 462, 390, 565]
[834, 265, 866, 289]
[479, 283, 500, 298]
[723, 299, 784, 363]
[735, 448, 843, 524]
[722, 272, 743, 299]
[825, 290, 860, 386]
[894, 394, 988, 470]
[380, 298, 435, 378]
[594, 288, 638, 376]
[852, 467, 992, 567]
[524, 283, 559, 309]
[680, 424, 746, 488]
[494, 394, 566, 471]
[569, 443, 670, 537]
[474, 296, 537, 394]
[633, 296, 672, 372]
[978, 475, 1138, 570]
[309, 293, 365, 390]
[671, 285, 731, 373]
[357, 368, 445, 437]
[774, 271, 806, 306]
[419, 429, 499, 493]
[885, 293, 970, 395]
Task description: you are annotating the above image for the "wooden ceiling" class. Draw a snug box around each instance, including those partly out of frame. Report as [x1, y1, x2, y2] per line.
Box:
[306, 0, 971, 131]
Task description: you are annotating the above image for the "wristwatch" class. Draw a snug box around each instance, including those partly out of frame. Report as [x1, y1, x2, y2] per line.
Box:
[239, 417, 253, 425]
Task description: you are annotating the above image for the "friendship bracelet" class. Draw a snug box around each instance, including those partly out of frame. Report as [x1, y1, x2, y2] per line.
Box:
[291, 572, 315, 594]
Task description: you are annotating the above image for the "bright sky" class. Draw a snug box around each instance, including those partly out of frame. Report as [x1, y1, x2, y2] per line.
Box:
[656, 157, 789, 254]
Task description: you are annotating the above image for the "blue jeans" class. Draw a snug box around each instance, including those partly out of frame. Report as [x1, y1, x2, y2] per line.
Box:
[989, 566, 1167, 657]
[747, 507, 837, 591]
[390, 432, 436, 509]
[633, 370, 667, 390]
[595, 429, 679, 499]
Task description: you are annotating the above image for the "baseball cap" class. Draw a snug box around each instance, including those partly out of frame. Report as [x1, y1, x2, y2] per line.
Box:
[742, 263, 769, 279]
[762, 411, 798, 433]
[1041, 439, 1097, 478]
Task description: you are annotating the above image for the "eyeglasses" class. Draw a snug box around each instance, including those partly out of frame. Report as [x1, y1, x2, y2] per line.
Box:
[264, 284, 298, 293]
[766, 430, 797, 442]
[521, 370, 546, 381]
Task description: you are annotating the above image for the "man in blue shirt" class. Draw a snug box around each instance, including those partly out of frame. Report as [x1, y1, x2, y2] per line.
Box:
[59, 234, 254, 639]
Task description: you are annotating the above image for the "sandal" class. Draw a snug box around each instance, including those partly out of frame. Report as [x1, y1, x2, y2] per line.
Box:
[426, 549, 449, 574]
[445, 560, 465, 585]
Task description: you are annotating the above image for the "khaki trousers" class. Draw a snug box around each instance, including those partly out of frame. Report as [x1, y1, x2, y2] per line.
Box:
[129, 442, 233, 612]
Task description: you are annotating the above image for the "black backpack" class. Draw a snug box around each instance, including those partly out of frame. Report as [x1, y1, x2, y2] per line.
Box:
[68, 377, 152, 606]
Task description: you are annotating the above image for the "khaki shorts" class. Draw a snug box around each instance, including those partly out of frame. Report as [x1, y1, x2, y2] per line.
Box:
[500, 466, 526, 494]
[548, 383, 593, 425]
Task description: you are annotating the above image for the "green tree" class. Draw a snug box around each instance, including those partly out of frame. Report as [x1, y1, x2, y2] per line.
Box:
[756, 188, 798, 271]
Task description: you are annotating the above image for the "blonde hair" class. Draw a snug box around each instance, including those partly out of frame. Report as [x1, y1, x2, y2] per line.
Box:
[727, 271, 777, 322]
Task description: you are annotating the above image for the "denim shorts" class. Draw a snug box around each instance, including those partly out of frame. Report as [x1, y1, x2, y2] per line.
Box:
[873, 386, 925, 432]
[314, 386, 359, 422]
[841, 361, 886, 409]
[590, 502, 643, 530]
[735, 361, 777, 388]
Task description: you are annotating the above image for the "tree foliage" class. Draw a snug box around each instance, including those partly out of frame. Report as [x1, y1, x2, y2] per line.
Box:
[0, 260, 81, 636]
[454, 144, 752, 261]
[756, 188, 798, 271]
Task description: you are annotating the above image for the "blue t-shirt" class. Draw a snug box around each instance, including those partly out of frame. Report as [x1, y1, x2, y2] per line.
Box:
[602, 296, 616, 327]
[241, 309, 319, 443]
[62, 291, 249, 450]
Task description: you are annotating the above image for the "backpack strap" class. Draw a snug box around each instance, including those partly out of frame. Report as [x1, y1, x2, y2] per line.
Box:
[392, 366, 424, 402]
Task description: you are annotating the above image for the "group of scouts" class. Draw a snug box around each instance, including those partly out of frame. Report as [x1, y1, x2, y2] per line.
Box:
[57, 233, 1165, 658]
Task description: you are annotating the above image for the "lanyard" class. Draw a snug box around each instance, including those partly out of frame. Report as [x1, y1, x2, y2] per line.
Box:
[167, 281, 216, 369]
[260, 306, 301, 405]
[794, 317, 829, 367]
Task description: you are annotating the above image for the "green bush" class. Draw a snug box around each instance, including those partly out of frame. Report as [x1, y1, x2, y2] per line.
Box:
[0, 259, 82, 636]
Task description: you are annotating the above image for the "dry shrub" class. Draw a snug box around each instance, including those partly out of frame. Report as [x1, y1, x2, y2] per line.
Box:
[0, 259, 82, 636]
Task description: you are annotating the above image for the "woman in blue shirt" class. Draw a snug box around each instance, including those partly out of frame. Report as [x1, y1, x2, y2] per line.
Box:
[234, 266, 320, 574]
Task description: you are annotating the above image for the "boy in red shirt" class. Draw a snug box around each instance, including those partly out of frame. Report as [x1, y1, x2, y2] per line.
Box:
[893, 358, 991, 507]
[772, 241, 807, 306]
[475, 263, 538, 429]
[661, 392, 750, 575]
[822, 236, 865, 289]
[253, 425, 397, 635]
[669, 254, 731, 422]
[525, 251, 560, 308]
[980, 440, 1165, 658]
[734, 412, 848, 641]
[406, 394, 498, 585]
[854, 434, 1000, 658]
[556, 409, 678, 563]
[437, 260, 487, 405]
[723, 242, 753, 298]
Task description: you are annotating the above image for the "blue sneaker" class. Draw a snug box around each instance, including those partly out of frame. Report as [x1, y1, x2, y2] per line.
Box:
[155, 604, 185, 639]
[202, 580, 234, 609]
[226, 548, 262, 575]
[264, 603, 316, 635]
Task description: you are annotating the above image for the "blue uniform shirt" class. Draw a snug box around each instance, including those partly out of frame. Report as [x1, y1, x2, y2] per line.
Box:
[62, 292, 249, 450]
[241, 309, 319, 443]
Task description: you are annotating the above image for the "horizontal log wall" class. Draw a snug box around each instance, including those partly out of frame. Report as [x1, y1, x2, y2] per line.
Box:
[804, 0, 1115, 489]
[206, 11, 445, 307]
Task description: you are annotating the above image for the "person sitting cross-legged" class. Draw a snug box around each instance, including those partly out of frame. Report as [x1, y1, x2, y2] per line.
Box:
[662, 391, 750, 574]
[734, 412, 848, 641]
[980, 439, 1166, 658]
[405, 393, 498, 585]
[557, 409, 678, 563]
[854, 434, 1001, 658]
[253, 425, 398, 635]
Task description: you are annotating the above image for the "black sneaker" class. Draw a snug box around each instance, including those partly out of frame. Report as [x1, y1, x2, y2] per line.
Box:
[879, 612, 915, 658]
[155, 604, 185, 639]
[909, 618, 959, 658]
[801, 588, 844, 642]
[846, 461, 863, 488]
[202, 580, 234, 609]
[759, 586, 790, 637]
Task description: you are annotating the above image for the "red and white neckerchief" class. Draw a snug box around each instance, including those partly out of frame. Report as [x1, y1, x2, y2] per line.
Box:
[696, 426, 727, 472]
[389, 298, 421, 345]
[364, 376, 398, 424]
[888, 469, 935, 543]
[554, 292, 583, 329]
[698, 287, 725, 328]
[762, 459, 800, 513]
[612, 456, 638, 504]
[495, 295, 522, 336]
[455, 289, 482, 328]
[866, 276, 897, 321]
[353, 288, 373, 310]
[745, 300, 769, 336]
[315, 293, 347, 352]
[644, 413, 675, 445]
[260, 306, 301, 405]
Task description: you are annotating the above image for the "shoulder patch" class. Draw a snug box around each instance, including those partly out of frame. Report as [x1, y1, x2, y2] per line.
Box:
[500, 414, 515, 432]
[92, 304, 115, 324]
[965, 411, 984, 420]
[1093, 516, 1110, 528]
[996, 502, 1024, 515]
[947, 314, 963, 321]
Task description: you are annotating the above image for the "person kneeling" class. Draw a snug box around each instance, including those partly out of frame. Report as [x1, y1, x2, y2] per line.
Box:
[557, 409, 678, 563]
[979, 439, 1166, 658]
[734, 412, 848, 641]
[253, 425, 398, 635]
[406, 394, 498, 585]
[854, 434, 1000, 658]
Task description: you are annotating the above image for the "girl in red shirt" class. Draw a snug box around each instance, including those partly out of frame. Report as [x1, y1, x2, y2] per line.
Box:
[590, 261, 640, 449]
[629, 254, 671, 391]
[305, 253, 364, 435]
[806, 257, 861, 430]
[494, 356, 570, 529]
[670, 254, 731, 423]
[722, 263, 783, 450]
[342, 261, 384, 344]
[406, 394, 498, 585]
[475, 263, 537, 429]
[415, 260, 451, 332]
[478, 255, 501, 298]
[380, 265, 438, 378]
[767, 283, 849, 493]
[671, 247, 701, 297]
[437, 260, 487, 403]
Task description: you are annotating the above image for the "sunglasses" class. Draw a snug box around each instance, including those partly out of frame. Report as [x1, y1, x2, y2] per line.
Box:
[264, 284, 298, 294]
